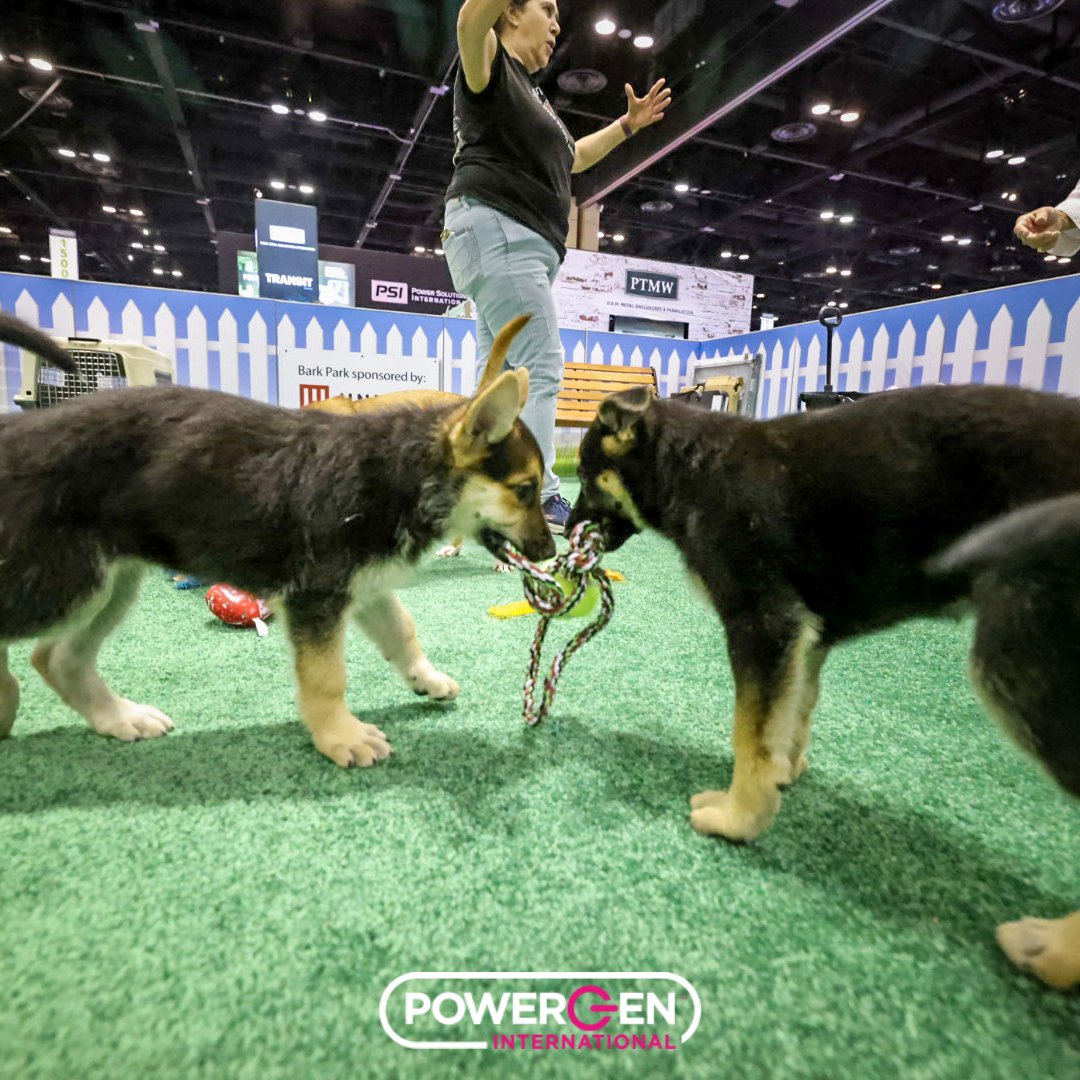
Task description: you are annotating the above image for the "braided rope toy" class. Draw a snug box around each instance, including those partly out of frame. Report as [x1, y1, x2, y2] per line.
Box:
[493, 522, 614, 726]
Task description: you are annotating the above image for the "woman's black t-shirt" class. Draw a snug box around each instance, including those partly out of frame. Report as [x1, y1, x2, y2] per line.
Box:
[446, 40, 576, 261]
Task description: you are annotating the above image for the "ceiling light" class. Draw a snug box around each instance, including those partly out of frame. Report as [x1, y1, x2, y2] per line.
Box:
[985, 148, 1005, 159]
[810, 102, 830, 115]
[941, 234, 955, 242]
[298, 183, 314, 195]
[18, 253, 31, 261]
[102, 205, 116, 213]
[840, 269, 852, 276]
[930, 283, 942, 289]
[839, 301, 849, 309]
[309, 110, 327, 122]
[992, 0, 1067, 24]
[674, 182, 690, 193]
[595, 18, 617, 35]
[826, 265, 838, 274]
[738, 253, 750, 261]
[271, 102, 290, 115]
[956, 237, 972, 245]
[153, 267, 164, 275]
[612, 233, 625, 242]
[415, 246, 427, 254]
[839, 214, 854, 224]
[58, 147, 76, 158]
[142, 228, 150, 236]
[0, 226, 11, 234]
[755, 292, 765, 299]
[633, 35, 654, 48]
[434, 248, 444, 256]
[153, 243, 165, 252]
[131, 242, 143, 249]
[171, 269, 182, 277]
[270, 179, 286, 190]
[720, 250, 733, 258]
[1007, 155, 1026, 165]
[839, 110, 860, 123]
[129, 208, 144, 216]
[40, 256, 50, 264]
[127, 254, 134, 262]
[1059, 257, 1072, 264]
[28, 58, 53, 71]
[618, 28, 633, 39]
[819, 210, 834, 220]
[1045, 254, 1058, 262]
[92, 151, 110, 163]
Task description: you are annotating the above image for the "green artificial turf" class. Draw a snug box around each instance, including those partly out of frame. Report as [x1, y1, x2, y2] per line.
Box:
[1, 479, 1078, 1078]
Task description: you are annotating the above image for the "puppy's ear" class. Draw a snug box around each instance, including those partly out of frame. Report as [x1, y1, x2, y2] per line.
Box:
[449, 370, 525, 464]
[514, 366, 529, 410]
[598, 385, 652, 456]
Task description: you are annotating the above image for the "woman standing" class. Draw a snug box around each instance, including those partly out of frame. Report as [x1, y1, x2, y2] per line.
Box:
[443, 0, 671, 532]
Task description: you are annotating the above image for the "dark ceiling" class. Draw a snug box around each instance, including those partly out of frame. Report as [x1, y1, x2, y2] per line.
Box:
[2, 0, 1079, 328]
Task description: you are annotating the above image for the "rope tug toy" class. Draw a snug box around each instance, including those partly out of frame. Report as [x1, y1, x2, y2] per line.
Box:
[493, 521, 615, 726]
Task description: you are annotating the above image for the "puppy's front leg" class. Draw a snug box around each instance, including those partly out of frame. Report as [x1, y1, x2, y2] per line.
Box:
[286, 596, 392, 768]
[353, 592, 459, 701]
[691, 614, 819, 843]
[997, 910, 1080, 991]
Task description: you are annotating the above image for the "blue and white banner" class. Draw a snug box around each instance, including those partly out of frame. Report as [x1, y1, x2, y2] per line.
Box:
[254, 199, 319, 303]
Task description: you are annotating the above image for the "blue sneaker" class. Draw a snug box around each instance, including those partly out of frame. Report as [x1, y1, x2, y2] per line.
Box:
[542, 494, 572, 535]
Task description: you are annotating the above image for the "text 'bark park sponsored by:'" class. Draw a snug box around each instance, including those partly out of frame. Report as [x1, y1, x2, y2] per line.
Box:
[379, 972, 701, 1052]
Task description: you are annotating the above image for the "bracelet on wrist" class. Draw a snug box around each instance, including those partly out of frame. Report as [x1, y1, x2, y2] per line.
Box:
[619, 116, 634, 139]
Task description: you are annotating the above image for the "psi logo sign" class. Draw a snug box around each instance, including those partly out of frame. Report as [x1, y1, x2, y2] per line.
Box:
[380, 972, 700, 1052]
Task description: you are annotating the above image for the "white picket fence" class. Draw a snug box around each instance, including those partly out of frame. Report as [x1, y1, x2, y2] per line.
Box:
[0, 274, 699, 413]
[701, 274, 1080, 418]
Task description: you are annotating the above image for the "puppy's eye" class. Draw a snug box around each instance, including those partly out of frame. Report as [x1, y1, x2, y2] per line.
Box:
[514, 481, 537, 505]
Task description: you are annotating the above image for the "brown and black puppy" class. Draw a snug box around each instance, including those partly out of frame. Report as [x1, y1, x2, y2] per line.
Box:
[0, 313, 553, 769]
[569, 383, 1080, 989]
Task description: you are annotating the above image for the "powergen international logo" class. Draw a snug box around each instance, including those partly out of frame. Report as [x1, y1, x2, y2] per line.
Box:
[379, 972, 701, 1052]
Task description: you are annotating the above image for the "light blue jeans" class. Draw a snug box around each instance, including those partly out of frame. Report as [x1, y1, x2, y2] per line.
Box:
[443, 195, 563, 503]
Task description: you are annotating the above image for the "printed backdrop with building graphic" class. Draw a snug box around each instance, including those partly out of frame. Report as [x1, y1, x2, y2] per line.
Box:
[554, 250, 753, 340]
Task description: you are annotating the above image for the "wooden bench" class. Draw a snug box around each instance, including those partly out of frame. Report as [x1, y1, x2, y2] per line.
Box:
[555, 362, 659, 428]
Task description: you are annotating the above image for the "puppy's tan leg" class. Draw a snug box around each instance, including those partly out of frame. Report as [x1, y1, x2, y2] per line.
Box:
[788, 645, 828, 785]
[0, 646, 18, 738]
[997, 911, 1080, 991]
[691, 621, 819, 842]
[31, 561, 174, 741]
[353, 592, 459, 701]
[290, 616, 392, 768]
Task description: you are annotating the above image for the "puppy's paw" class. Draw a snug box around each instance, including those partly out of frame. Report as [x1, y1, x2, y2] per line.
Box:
[492, 560, 514, 573]
[997, 914, 1080, 991]
[408, 662, 460, 701]
[435, 544, 463, 559]
[689, 788, 776, 843]
[313, 715, 393, 769]
[91, 699, 175, 742]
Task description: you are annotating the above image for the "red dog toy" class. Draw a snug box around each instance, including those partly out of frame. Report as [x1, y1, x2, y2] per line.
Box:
[205, 584, 272, 637]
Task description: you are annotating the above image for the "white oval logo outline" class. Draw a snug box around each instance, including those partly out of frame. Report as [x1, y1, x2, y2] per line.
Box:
[379, 971, 701, 1051]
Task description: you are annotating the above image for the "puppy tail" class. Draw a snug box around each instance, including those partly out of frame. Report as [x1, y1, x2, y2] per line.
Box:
[477, 315, 531, 390]
[0, 312, 75, 373]
[929, 494, 1080, 578]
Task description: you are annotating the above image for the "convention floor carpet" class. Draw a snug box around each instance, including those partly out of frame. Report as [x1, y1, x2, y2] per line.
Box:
[2, 480, 1078, 1078]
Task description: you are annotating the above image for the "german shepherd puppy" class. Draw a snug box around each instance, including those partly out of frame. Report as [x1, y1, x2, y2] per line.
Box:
[568, 383, 1080, 990]
[0, 313, 553, 768]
